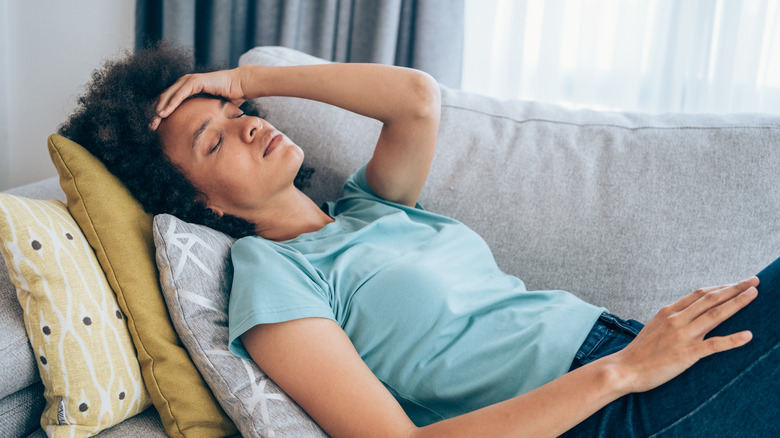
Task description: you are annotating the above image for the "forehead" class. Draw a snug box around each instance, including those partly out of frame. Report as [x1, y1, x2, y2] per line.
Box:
[157, 96, 224, 156]
[165, 96, 224, 128]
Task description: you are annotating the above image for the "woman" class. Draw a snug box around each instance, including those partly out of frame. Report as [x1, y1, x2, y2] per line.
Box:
[61, 45, 778, 437]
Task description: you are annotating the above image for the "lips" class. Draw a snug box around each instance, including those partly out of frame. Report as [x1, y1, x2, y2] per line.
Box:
[263, 133, 282, 157]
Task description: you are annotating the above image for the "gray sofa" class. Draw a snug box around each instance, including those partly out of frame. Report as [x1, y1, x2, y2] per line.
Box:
[1, 46, 778, 437]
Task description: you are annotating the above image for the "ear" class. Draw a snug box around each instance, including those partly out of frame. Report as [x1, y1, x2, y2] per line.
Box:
[197, 196, 224, 218]
[207, 205, 224, 217]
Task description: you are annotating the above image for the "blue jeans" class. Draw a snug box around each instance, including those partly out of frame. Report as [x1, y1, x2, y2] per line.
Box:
[562, 257, 780, 437]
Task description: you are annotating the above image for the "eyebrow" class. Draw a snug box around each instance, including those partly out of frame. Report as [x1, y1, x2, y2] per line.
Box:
[191, 99, 228, 150]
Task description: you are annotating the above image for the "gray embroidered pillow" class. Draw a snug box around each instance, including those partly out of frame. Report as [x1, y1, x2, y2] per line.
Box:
[152, 214, 327, 437]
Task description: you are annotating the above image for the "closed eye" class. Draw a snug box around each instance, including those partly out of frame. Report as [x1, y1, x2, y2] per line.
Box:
[209, 134, 223, 155]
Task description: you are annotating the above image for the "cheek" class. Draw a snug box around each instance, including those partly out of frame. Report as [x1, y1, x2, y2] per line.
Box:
[210, 156, 264, 194]
[212, 161, 252, 189]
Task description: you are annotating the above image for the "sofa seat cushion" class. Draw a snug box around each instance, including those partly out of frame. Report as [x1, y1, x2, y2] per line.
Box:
[25, 407, 168, 438]
[0, 382, 45, 438]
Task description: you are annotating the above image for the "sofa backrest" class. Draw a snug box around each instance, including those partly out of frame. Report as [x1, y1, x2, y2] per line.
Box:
[242, 46, 780, 322]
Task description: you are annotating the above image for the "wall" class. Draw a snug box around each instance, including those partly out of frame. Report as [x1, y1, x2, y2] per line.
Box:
[0, 0, 135, 190]
[0, 0, 10, 189]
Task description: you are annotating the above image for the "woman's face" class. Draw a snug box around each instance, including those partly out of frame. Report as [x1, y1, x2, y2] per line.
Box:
[157, 96, 304, 218]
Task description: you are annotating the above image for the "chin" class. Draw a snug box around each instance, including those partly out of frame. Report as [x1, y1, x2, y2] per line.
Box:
[290, 146, 305, 167]
[292, 143, 304, 160]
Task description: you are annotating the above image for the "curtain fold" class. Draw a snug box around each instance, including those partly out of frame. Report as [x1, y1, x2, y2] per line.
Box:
[136, 0, 464, 87]
[463, 0, 780, 114]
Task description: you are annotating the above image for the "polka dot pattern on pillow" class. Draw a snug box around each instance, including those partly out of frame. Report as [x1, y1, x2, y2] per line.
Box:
[0, 194, 151, 436]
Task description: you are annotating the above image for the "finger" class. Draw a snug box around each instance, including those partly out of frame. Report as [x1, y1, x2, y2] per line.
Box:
[690, 286, 758, 336]
[695, 330, 753, 358]
[154, 77, 187, 114]
[667, 284, 731, 313]
[157, 75, 202, 117]
[157, 84, 193, 118]
[683, 277, 758, 317]
[149, 115, 161, 131]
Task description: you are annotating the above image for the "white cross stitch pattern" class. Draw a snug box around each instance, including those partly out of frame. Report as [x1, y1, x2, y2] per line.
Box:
[154, 214, 326, 437]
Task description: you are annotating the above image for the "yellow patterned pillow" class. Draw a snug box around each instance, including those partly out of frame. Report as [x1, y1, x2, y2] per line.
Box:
[0, 194, 151, 436]
[48, 134, 238, 437]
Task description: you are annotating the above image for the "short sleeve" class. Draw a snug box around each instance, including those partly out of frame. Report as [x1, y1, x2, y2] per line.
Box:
[341, 163, 376, 200]
[228, 236, 334, 359]
[337, 163, 425, 210]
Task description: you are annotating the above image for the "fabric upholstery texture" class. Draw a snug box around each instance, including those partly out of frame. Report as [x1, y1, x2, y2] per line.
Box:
[0, 185, 60, 434]
[0, 195, 150, 436]
[4, 177, 65, 202]
[24, 408, 168, 438]
[0, 249, 39, 400]
[241, 47, 780, 323]
[0, 381, 45, 438]
[0, 45, 777, 436]
[46, 135, 238, 438]
[153, 213, 327, 437]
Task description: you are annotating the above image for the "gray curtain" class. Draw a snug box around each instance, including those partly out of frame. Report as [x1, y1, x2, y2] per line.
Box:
[136, 0, 464, 87]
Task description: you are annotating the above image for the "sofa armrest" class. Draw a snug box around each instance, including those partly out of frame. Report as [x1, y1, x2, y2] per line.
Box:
[3, 177, 65, 201]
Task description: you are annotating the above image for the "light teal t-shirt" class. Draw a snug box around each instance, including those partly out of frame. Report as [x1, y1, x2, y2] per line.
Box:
[228, 165, 605, 426]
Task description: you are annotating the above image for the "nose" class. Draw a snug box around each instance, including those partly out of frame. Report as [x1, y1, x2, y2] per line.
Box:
[240, 116, 263, 143]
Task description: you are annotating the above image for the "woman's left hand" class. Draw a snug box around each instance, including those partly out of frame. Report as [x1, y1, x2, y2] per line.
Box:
[150, 67, 249, 130]
[609, 276, 759, 394]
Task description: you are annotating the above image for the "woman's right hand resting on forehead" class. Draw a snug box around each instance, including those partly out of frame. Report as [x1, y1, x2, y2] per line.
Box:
[151, 69, 249, 124]
[151, 63, 759, 436]
[151, 62, 441, 207]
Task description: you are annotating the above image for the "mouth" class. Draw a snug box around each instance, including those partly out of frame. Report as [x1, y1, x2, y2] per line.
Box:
[263, 133, 283, 157]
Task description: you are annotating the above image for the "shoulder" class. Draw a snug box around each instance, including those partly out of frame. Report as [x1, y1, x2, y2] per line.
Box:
[231, 235, 283, 263]
[231, 236, 318, 281]
[331, 164, 426, 216]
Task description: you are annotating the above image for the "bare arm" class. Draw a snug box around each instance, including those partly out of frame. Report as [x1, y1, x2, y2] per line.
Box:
[243, 317, 622, 438]
[242, 278, 758, 438]
[153, 63, 441, 206]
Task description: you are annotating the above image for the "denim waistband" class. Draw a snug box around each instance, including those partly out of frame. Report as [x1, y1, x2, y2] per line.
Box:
[569, 312, 645, 371]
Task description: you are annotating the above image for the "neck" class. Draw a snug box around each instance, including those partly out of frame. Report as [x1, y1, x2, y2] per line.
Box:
[250, 188, 334, 241]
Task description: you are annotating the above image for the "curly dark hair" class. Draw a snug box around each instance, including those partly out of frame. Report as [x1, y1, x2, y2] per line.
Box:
[58, 43, 313, 238]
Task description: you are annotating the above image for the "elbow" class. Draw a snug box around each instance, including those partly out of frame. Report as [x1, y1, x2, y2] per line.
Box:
[406, 70, 441, 121]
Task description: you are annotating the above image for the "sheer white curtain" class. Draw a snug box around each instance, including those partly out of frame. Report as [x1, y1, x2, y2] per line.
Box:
[462, 0, 780, 114]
